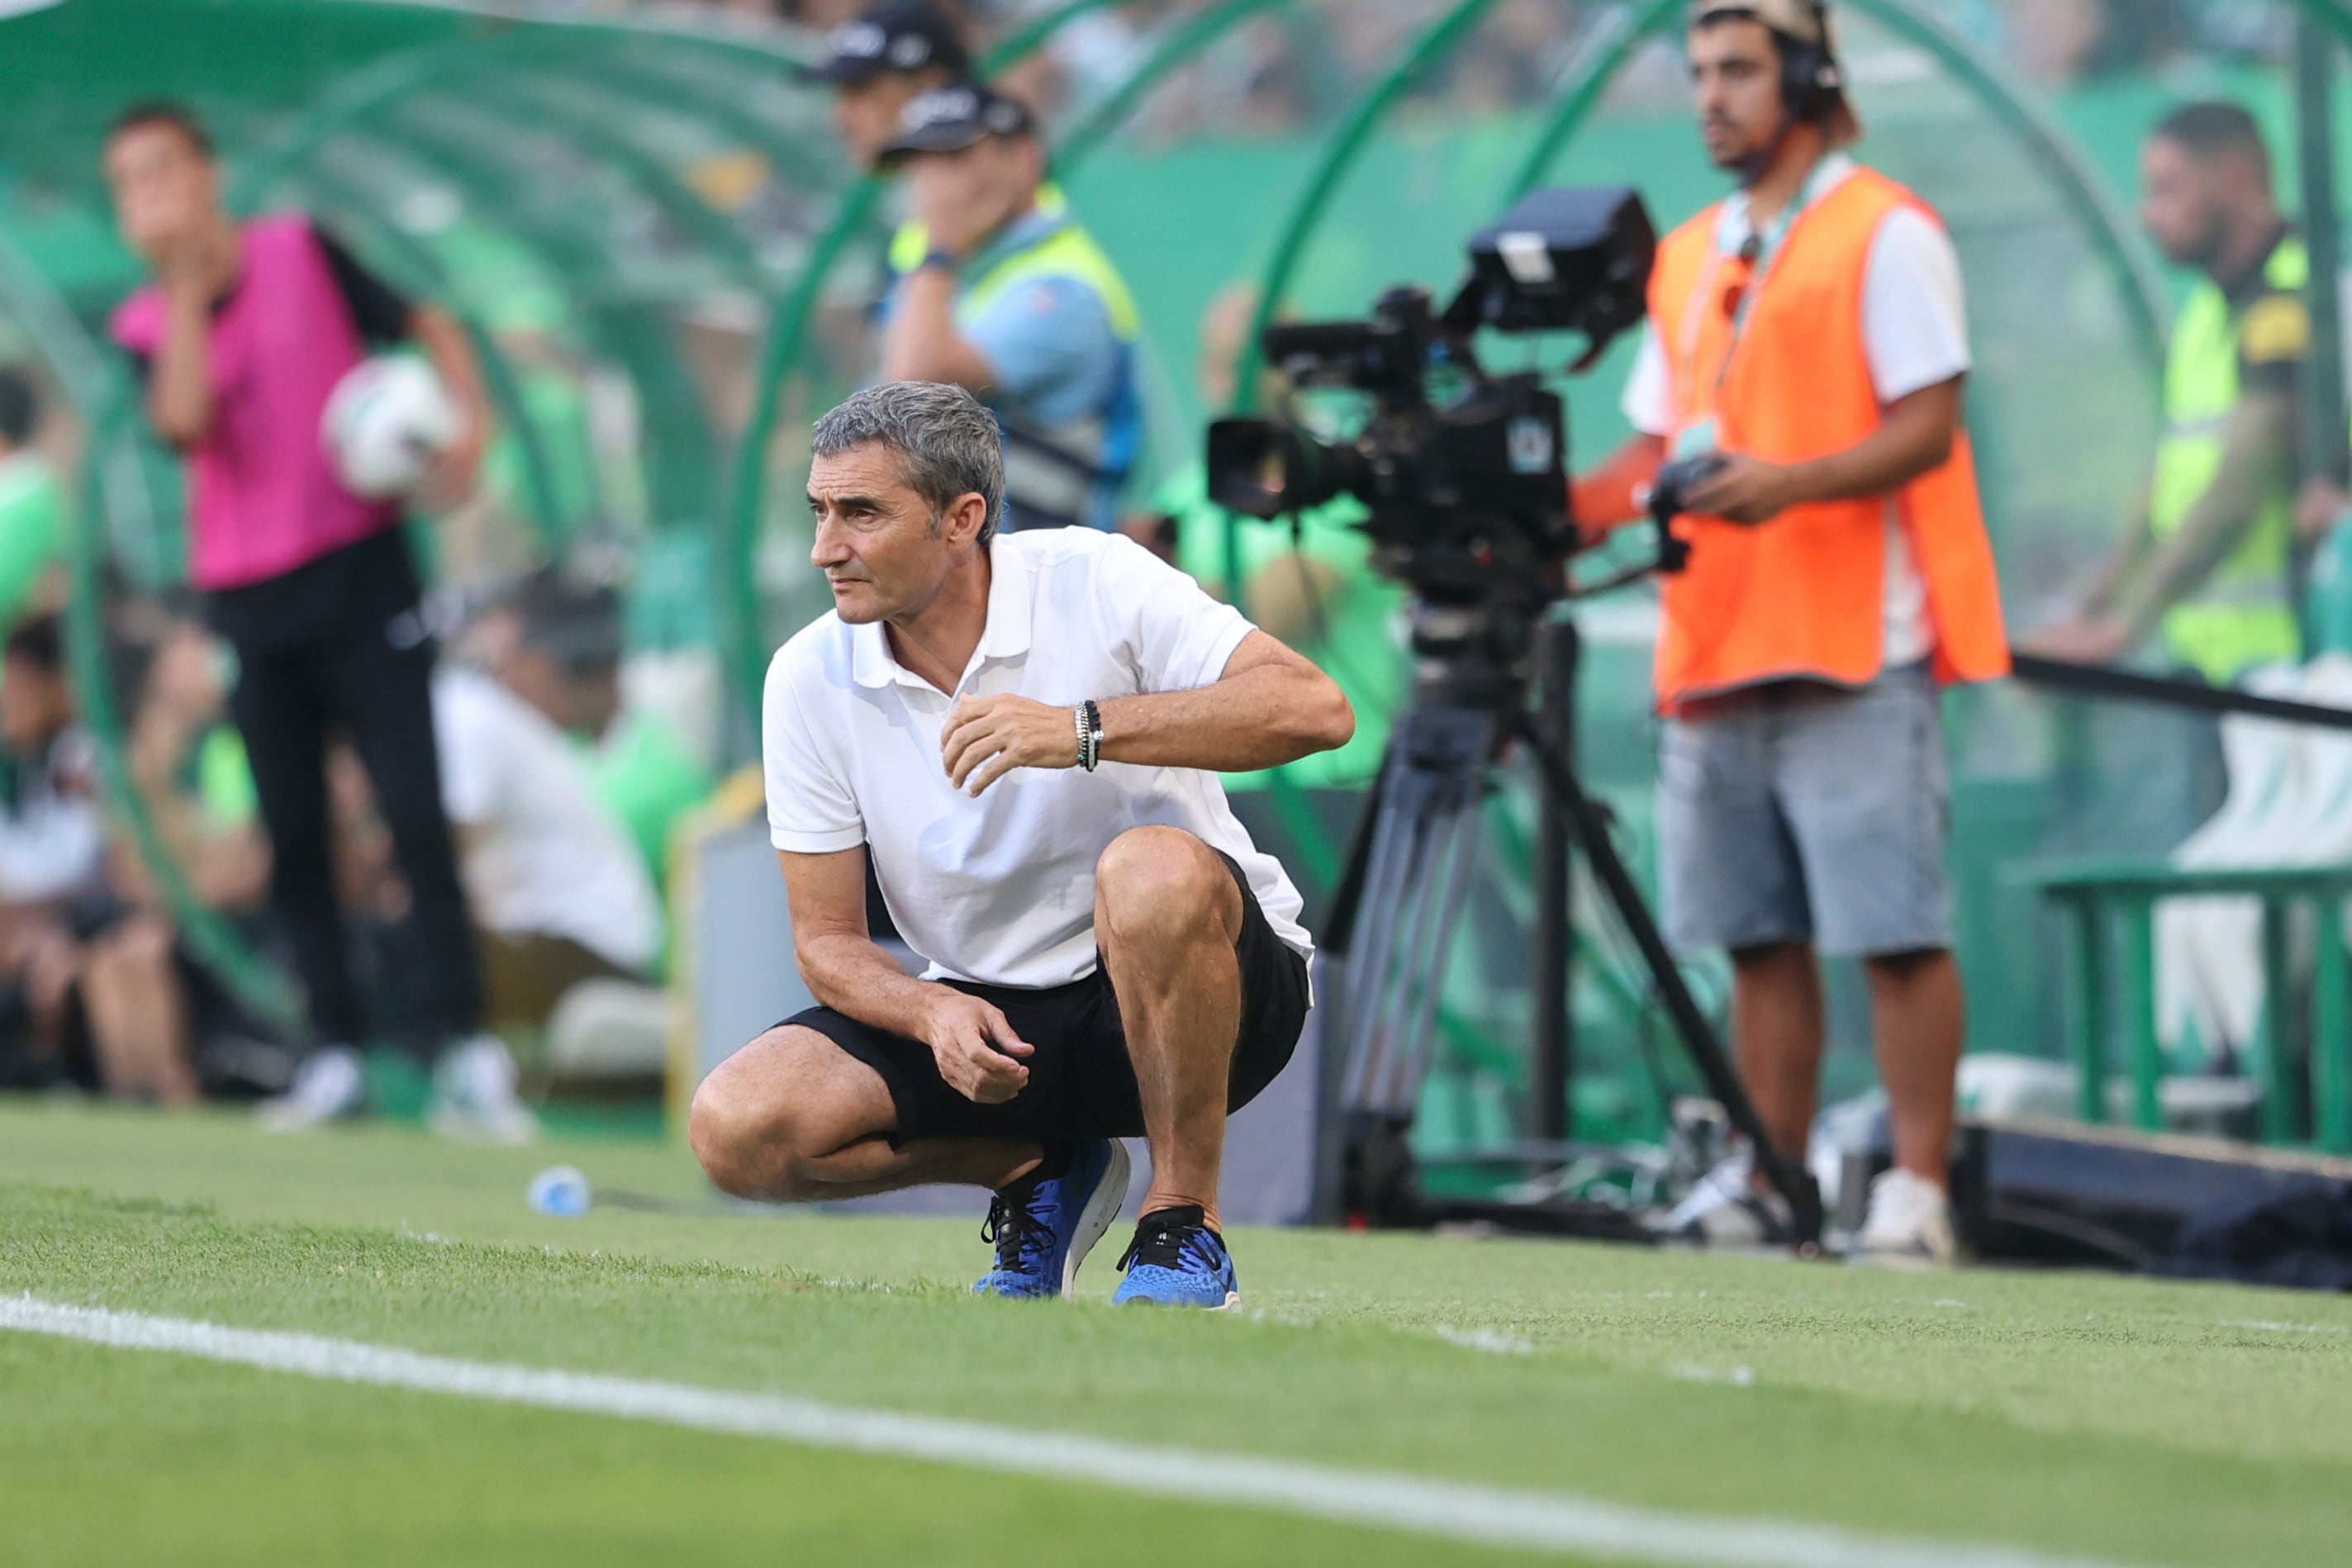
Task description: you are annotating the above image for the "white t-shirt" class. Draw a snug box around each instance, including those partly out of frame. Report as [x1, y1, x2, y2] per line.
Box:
[1620, 156, 1970, 668]
[763, 528, 1312, 990]
[435, 668, 663, 972]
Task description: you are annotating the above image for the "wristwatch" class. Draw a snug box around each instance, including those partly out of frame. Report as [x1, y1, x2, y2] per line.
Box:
[916, 247, 963, 275]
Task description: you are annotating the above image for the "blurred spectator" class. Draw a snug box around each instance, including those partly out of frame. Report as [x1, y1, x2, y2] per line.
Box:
[2033, 102, 2305, 685]
[0, 368, 63, 627]
[431, 662, 663, 1035]
[878, 83, 1142, 531]
[0, 615, 195, 1103]
[0, 616, 107, 916]
[468, 576, 714, 895]
[100, 100, 532, 1140]
[808, 2, 975, 170]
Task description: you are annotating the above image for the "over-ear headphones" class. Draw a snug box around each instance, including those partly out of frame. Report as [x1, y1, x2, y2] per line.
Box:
[1775, 2, 1845, 124]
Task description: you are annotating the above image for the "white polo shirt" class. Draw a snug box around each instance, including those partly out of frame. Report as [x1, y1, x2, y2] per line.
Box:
[763, 527, 1314, 990]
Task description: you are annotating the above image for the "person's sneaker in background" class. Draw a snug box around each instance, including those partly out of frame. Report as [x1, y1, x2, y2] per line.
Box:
[254, 1045, 366, 1133]
[1848, 1168, 1957, 1269]
[972, 1137, 1131, 1300]
[1111, 1205, 1239, 1309]
[425, 1033, 539, 1146]
[1657, 1147, 1794, 1248]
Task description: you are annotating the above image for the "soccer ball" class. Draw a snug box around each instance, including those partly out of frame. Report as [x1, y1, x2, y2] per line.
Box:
[321, 355, 462, 501]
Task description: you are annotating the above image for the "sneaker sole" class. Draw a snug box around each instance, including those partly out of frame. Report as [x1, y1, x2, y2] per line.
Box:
[1058, 1138, 1132, 1300]
[1114, 1288, 1243, 1310]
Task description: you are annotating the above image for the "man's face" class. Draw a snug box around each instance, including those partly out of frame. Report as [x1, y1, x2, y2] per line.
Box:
[808, 443, 969, 625]
[1688, 20, 1787, 173]
[102, 122, 220, 263]
[2141, 135, 2231, 270]
[904, 135, 1036, 240]
[834, 73, 928, 169]
[0, 658, 68, 754]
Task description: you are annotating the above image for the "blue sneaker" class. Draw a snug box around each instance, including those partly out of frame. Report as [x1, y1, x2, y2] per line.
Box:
[972, 1138, 1131, 1300]
[1111, 1205, 1240, 1309]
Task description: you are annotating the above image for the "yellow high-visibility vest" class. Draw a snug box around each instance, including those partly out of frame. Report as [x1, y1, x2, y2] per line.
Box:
[2148, 237, 2307, 682]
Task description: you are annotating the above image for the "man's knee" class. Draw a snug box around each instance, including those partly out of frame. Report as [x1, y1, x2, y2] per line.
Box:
[1095, 826, 1238, 948]
[1865, 946, 1952, 984]
[688, 1025, 853, 1201]
[1730, 938, 1813, 975]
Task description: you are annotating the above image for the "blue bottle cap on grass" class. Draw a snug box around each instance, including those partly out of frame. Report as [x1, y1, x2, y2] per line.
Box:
[528, 1165, 592, 1217]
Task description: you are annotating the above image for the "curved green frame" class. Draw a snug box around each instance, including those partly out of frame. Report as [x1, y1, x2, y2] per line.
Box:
[1210, 0, 2352, 1081]
[1234, 0, 2176, 412]
[1506, 0, 2173, 366]
[0, 218, 303, 1026]
[23, 8, 848, 1032]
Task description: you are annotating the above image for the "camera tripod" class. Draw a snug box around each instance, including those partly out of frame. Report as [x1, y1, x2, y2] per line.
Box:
[1308, 558, 1824, 1247]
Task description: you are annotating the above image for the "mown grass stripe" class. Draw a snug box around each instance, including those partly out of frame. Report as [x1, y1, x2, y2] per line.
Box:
[2, 1294, 2139, 1568]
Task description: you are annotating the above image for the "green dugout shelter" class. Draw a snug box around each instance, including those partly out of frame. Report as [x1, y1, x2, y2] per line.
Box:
[11, 0, 2352, 1145]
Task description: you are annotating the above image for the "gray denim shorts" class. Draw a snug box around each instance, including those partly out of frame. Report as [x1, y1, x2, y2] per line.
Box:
[1656, 663, 1952, 959]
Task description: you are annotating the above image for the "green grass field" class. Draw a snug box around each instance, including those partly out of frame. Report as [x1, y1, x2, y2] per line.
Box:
[4, 1100, 2350, 1568]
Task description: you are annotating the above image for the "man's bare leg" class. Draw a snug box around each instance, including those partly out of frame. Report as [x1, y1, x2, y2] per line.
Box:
[690, 1025, 1038, 1202]
[1865, 948, 1965, 1189]
[83, 915, 199, 1105]
[1095, 826, 1246, 1233]
[1729, 938, 1827, 1171]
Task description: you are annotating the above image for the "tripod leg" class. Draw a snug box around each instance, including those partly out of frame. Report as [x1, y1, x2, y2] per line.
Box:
[1385, 798, 1483, 1119]
[1338, 798, 1418, 1110]
[1513, 717, 1824, 1246]
[1532, 618, 1576, 1142]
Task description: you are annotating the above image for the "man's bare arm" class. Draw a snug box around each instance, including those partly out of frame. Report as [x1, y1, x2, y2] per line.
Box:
[1570, 432, 1668, 533]
[782, 844, 943, 1038]
[879, 266, 996, 391]
[2110, 388, 2293, 639]
[938, 630, 1354, 794]
[778, 844, 1033, 1103]
[1099, 630, 1353, 771]
[147, 277, 216, 449]
[1683, 378, 1964, 525]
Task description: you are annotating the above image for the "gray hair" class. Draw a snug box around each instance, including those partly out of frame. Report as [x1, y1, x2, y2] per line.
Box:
[811, 382, 1005, 544]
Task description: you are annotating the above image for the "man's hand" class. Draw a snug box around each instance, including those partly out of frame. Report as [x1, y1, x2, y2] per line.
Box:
[940, 692, 1081, 796]
[908, 157, 1009, 257]
[2022, 615, 2134, 664]
[1682, 452, 1803, 525]
[2298, 475, 2351, 544]
[919, 987, 1034, 1103]
[421, 418, 486, 512]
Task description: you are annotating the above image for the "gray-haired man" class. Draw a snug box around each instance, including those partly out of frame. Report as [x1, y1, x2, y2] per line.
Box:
[690, 382, 1352, 1308]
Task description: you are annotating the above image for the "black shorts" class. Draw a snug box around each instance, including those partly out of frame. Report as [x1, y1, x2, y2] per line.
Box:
[783, 852, 1309, 1145]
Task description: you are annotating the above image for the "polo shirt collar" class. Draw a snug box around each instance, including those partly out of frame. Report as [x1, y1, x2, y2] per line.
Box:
[848, 537, 1032, 691]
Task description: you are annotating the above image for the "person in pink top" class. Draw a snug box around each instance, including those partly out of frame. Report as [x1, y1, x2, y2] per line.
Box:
[103, 102, 532, 1143]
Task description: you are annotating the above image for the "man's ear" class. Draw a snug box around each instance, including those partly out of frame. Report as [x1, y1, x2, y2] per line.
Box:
[943, 491, 992, 549]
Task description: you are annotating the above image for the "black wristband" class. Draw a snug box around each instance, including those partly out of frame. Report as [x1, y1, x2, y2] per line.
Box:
[1077, 699, 1104, 772]
[917, 247, 963, 275]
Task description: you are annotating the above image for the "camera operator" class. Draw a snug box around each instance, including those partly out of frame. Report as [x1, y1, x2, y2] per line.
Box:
[1571, 2, 2008, 1266]
[875, 83, 1142, 533]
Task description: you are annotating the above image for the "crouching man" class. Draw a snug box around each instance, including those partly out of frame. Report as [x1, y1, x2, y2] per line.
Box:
[691, 382, 1351, 1308]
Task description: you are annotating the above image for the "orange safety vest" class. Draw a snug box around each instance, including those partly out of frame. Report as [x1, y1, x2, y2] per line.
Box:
[1648, 165, 2009, 711]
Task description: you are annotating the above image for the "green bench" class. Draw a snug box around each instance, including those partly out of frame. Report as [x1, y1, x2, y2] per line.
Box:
[2015, 860, 2352, 1152]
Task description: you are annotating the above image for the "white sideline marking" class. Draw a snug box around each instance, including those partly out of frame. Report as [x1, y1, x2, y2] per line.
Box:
[2, 1295, 2139, 1568]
